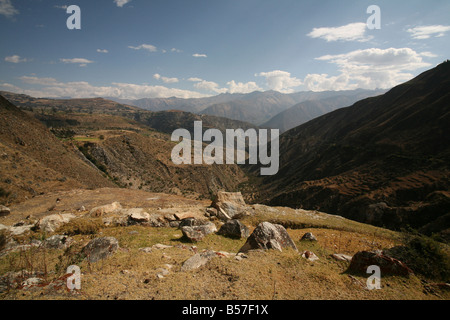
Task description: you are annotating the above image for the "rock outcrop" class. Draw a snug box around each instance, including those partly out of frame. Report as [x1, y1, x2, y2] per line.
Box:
[82, 237, 119, 263]
[347, 250, 413, 277]
[217, 219, 250, 239]
[238, 221, 297, 253]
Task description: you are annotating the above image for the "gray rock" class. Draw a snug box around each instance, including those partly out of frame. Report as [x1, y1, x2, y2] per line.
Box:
[125, 208, 150, 224]
[301, 250, 319, 261]
[82, 237, 119, 263]
[43, 235, 73, 249]
[36, 213, 76, 233]
[8, 225, 33, 236]
[181, 222, 217, 242]
[238, 222, 298, 253]
[0, 206, 10, 217]
[217, 219, 250, 239]
[181, 250, 217, 271]
[212, 191, 249, 221]
[300, 232, 317, 241]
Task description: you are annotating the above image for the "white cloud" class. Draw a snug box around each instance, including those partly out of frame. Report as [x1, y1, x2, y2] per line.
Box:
[256, 70, 302, 93]
[153, 73, 179, 84]
[128, 44, 158, 52]
[193, 53, 207, 58]
[304, 47, 431, 91]
[187, 77, 203, 82]
[0, 0, 18, 17]
[114, 0, 132, 8]
[407, 25, 450, 39]
[97, 49, 109, 53]
[54, 5, 68, 10]
[60, 58, 94, 67]
[307, 22, 371, 42]
[9, 76, 209, 99]
[193, 80, 227, 94]
[171, 48, 182, 53]
[226, 80, 262, 94]
[5, 55, 27, 63]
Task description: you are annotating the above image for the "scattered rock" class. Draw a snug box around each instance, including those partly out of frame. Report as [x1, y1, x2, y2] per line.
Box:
[125, 208, 150, 224]
[8, 225, 33, 236]
[0, 206, 10, 217]
[212, 191, 249, 221]
[347, 251, 413, 277]
[82, 237, 119, 263]
[301, 250, 319, 261]
[89, 202, 122, 217]
[43, 235, 74, 250]
[152, 244, 173, 250]
[331, 253, 353, 262]
[238, 222, 297, 253]
[181, 222, 217, 242]
[36, 213, 76, 233]
[300, 232, 317, 241]
[21, 277, 45, 289]
[139, 247, 153, 253]
[181, 250, 217, 271]
[217, 219, 250, 239]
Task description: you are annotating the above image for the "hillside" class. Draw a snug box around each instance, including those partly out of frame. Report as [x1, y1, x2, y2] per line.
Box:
[0, 95, 116, 205]
[248, 62, 450, 240]
[263, 91, 385, 133]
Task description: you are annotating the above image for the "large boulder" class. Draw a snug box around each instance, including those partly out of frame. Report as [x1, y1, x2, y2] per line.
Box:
[89, 202, 122, 217]
[347, 251, 413, 277]
[217, 219, 250, 239]
[181, 222, 217, 242]
[211, 191, 249, 221]
[238, 222, 297, 253]
[82, 237, 119, 263]
[0, 206, 10, 217]
[36, 213, 76, 233]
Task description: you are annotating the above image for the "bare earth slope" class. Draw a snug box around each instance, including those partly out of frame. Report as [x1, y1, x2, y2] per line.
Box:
[0, 95, 116, 204]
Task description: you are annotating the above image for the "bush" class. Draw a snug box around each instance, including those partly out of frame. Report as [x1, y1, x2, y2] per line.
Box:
[386, 231, 450, 281]
[57, 218, 103, 236]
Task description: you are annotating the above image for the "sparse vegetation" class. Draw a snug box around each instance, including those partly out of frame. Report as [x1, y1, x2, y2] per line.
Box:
[56, 218, 103, 236]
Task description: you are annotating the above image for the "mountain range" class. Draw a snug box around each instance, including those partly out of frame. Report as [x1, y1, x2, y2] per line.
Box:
[248, 61, 450, 240]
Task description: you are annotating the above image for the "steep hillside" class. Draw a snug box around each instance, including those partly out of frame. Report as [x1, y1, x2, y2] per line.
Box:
[249, 62, 450, 239]
[263, 91, 385, 133]
[0, 95, 116, 205]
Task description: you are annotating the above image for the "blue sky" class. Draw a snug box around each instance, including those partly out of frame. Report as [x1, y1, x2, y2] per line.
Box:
[1, 0, 449, 99]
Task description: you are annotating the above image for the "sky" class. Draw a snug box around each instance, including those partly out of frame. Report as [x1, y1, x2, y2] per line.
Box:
[0, 0, 449, 99]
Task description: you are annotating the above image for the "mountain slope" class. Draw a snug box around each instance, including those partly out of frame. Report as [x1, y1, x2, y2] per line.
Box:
[0, 95, 116, 204]
[249, 62, 450, 238]
[263, 91, 385, 133]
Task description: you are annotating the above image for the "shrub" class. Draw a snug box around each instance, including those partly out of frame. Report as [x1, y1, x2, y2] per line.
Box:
[386, 230, 450, 281]
[57, 218, 103, 236]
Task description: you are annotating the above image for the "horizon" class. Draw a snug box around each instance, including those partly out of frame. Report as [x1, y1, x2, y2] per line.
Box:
[1, 0, 449, 100]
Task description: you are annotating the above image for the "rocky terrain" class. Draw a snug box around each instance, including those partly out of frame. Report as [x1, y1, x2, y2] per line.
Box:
[1, 189, 448, 300]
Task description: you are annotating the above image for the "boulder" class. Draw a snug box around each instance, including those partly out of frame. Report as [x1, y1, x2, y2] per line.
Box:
[301, 250, 319, 261]
[0, 206, 10, 217]
[181, 250, 217, 272]
[300, 232, 317, 241]
[8, 225, 33, 236]
[347, 251, 413, 277]
[212, 191, 249, 221]
[238, 222, 297, 253]
[89, 202, 122, 217]
[82, 237, 119, 263]
[217, 219, 250, 239]
[181, 221, 217, 242]
[43, 235, 73, 250]
[125, 208, 150, 224]
[36, 213, 76, 233]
